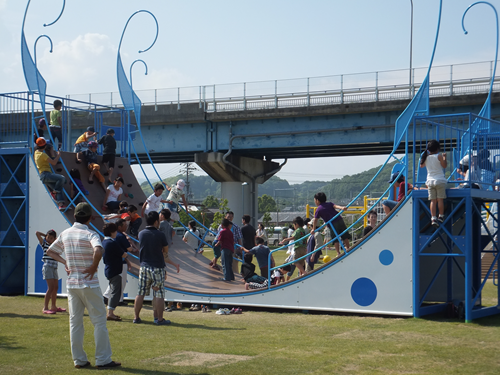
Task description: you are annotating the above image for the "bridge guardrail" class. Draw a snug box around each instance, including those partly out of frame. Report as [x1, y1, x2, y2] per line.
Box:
[64, 60, 499, 113]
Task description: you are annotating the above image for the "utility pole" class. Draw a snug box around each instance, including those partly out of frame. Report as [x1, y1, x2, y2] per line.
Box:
[180, 162, 197, 201]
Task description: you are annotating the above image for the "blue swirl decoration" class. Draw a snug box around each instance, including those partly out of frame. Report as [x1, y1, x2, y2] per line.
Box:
[392, 0, 442, 153]
[21, 0, 66, 131]
[460, 1, 498, 156]
[116, 10, 159, 129]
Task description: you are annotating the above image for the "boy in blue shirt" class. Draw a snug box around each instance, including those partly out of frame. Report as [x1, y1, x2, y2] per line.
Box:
[241, 237, 275, 277]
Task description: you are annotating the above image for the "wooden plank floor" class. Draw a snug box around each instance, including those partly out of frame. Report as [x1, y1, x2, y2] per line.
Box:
[128, 236, 248, 294]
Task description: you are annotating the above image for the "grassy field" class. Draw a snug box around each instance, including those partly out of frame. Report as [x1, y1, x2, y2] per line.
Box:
[1, 281, 500, 375]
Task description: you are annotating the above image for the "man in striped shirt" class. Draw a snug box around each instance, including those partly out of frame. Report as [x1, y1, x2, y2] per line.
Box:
[47, 203, 121, 369]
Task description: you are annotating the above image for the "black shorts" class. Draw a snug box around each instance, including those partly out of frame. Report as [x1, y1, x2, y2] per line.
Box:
[101, 154, 115, 168]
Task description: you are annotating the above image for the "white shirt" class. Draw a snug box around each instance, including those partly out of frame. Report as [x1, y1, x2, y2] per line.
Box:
[145, 193, 163, 215]
[106, 185, 123, 203]
[183, 229, 200, 250]
[167, 186, 184, 204]
[424, 153, 447, 186]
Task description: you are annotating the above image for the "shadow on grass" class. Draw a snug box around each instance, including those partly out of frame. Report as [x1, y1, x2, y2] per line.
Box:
[0, 312, 54, 320]
[133, 320, 246, 331]
[0, 336, 25, 350]
[420, 313, 500, 327]
[112, 369, 209, 375]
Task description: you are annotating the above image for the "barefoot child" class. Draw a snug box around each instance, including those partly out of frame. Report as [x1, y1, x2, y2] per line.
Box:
[420, 139, 447, 227]
[36, 230, 67, 314]
[141, 183, 169, 217]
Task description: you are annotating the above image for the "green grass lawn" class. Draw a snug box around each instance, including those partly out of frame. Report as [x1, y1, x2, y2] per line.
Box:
[1, 283, 500, 375]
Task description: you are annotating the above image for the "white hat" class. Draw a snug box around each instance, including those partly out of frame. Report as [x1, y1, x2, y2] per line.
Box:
[176, 179, 186, 190]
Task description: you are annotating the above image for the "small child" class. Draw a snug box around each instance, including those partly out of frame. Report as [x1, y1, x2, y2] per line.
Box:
[122, 204, 142, 238]
[36, 230, 67, 314]
[77, 141, 107, 192]
[363, 210, 378, 236]
[183, 220, 200, 254]
[103, 176, 124, 211]
[98, 128, 117, 184]
[241, 253, 268, 290]
[74, 126, 97, 163]
[69, 169, 89, 204]
[420, 139, 447, 227]
[163, 179, 188, 222]
[102, 223, 129, 321]
[141, 183, 169, 217]
[50, 99, 63, 150]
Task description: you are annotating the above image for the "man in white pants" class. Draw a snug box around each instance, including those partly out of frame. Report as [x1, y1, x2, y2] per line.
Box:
[103, 219, 137, 305]
[47, 202, 121, 369]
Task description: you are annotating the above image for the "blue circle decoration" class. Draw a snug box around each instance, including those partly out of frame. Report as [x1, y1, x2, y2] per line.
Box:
[351, 277, 377, 306]
[379, 250, 394, 266]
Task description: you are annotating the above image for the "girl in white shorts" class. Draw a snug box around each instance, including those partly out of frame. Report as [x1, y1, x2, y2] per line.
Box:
[420, 140, 447, 227]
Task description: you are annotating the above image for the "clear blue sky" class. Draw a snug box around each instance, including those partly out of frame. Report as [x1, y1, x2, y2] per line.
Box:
[1, 0, 498, 184]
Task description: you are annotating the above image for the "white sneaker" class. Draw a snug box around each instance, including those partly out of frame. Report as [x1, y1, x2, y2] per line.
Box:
[215, 308, 225, 315]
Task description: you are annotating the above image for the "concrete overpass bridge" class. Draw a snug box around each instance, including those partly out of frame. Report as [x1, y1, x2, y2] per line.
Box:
[66, 60, 500, 163]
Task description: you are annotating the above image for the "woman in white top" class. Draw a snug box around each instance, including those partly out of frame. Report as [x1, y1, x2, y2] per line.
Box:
[420, 140, 447, 227]
[183, 220, 200, 254]
[256, 223, 268, 245]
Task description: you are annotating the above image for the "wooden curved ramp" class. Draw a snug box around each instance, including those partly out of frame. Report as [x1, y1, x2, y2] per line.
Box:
[127, 235, 248, 294]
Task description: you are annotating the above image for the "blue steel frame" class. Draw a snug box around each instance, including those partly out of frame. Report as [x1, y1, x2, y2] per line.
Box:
[0, 148, 30, 295]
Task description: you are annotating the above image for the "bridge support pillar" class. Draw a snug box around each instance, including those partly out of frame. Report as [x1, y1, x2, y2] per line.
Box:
[194, 152, 283, 227]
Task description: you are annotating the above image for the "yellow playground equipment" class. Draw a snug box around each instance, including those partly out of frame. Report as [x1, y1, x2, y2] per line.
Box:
[306, 196, 387, 227]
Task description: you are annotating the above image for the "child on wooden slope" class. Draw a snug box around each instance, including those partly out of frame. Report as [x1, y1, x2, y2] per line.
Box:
[420, 139, 447, 227]
[74, 126, 97, 163]
[36, 229, 67, 314]
[77, 141, 107, 192]
[103, 176, 124, 212]
[69, 169, 89, 204]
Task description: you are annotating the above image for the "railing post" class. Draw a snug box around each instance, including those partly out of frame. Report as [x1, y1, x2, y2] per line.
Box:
[203, 86, 206, 112]
[243, 82, 247, 110]
[340, 75, 344, 104]
[411, 68, 415, 97]
[177, 87, 180, 110]
[491, 60, 493, 82]
[450, 65, 453, 96]
[275, 80, 278, 108]
[199, 86, 202, 109]
[307, 77, 310, 106]
[110, 92, 113, 107]
[375, 72, 379, 101]
[155, 89, 158, 111]
[213, 85, 216, 112]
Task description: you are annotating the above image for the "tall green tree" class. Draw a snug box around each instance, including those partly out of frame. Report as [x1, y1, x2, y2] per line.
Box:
[202, 195, 220, 209]
[258, 194, 277, 213]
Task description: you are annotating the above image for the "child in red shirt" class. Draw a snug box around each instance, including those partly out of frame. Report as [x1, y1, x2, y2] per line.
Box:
[213, 218, 234, 282]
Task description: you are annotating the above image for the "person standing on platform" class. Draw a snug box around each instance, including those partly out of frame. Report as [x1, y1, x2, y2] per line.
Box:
[241, 214, 256, 251]
[46, 202, 121, 369]
[50, 99, 63, 150]
[98, 128, 117, 184]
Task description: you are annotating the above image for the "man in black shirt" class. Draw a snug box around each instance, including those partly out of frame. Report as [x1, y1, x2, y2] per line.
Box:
[133, 211, 170, 325]
[241, 214, 256, 250]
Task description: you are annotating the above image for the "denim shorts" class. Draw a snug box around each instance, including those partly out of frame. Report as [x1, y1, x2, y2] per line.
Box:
[42, 264, 58, 280]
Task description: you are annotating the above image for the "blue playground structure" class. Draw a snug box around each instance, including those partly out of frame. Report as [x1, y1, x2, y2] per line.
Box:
[0, 0, 499, 322]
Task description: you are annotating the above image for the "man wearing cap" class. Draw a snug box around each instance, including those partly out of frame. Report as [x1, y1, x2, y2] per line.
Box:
[98, 128, 117, 184]
[382, 172, 414, 215]
[34, 137, 67, 211]
[46, 202, 121, 369]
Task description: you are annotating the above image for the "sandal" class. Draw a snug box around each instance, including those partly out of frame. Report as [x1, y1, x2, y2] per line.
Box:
[88, 179, 94, 184]
[56, 307, 66, 312]
[43, 309, 56, 314]
[107, 315, 122, 321]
